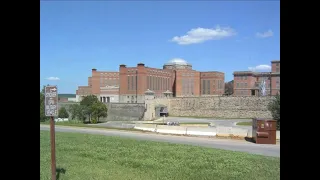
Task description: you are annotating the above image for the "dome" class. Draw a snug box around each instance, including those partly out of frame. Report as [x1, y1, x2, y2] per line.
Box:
[164, 58, 190, 66]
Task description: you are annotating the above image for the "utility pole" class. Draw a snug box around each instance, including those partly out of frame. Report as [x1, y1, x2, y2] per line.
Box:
[136, 70, 138, 103]
[269, 72, 272, 96]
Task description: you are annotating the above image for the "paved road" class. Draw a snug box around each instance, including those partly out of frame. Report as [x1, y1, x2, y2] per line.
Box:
[159, 117, 252, 129]
[40, 125, 279, 157]
[93, 117, 252, 130]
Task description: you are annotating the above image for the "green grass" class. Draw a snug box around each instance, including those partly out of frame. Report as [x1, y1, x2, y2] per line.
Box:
[236, 122, 253, 126]
[40, 131, 280, 180]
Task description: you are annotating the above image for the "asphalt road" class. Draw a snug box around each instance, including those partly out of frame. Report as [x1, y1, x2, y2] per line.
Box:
[40, 125, 279, 157]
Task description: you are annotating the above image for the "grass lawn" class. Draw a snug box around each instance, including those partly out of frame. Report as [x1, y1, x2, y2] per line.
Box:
[40, 131, 279, 180]
[236, 122, 253, 126]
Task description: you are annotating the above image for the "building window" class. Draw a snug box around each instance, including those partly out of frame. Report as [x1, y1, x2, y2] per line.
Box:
[244, 76, 247, 80]
[147, 76, 149, 89]
[245, 83, 247, 88]
[127, 77, 130, 90]
[202, 80, 206, 94]
[276, 77, 280, 88]
[156, 77, 159, 90]
[131, 76, 134, 91]
[191, 79, 194, 95]
[236, 83, 239, 88]
[276, 68, 280, 72]
[207, 80, 210, 94]
[161, 78, 164, 90]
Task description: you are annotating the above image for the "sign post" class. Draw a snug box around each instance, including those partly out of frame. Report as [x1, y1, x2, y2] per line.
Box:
[45, 85, 58, 180]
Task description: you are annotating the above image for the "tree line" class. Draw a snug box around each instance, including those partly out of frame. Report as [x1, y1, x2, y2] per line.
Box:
[40, 86, 107, 124]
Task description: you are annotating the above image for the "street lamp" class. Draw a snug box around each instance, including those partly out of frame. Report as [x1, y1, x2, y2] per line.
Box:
[269, 72, 272, 96]
[136, 70, 138, 103]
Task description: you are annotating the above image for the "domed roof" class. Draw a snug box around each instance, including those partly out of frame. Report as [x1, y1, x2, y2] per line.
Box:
[164, 58, 191, 66]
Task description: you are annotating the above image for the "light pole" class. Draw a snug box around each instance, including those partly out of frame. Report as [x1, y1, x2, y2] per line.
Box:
[269, 72, 272, 96]
[136, 70, 138, 103]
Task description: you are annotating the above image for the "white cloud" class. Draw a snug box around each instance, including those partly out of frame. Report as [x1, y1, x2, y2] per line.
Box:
[171, 26, 236, 45]
[46, 77, 60, 81]
[256, 30, 273, 38]
[248, 65, 271, 72]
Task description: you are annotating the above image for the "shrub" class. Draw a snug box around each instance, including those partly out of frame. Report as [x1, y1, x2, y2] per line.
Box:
[58, 107, 69, 119]
[268, 93, 280, 130]
[91, 118, 97, 124]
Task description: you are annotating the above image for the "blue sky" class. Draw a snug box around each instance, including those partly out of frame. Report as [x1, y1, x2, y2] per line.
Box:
[40, 1, 280, 93]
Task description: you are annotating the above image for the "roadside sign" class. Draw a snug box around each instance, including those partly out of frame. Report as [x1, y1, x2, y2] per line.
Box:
[44, 85, 58, 180]
[45, 86, 58, 117]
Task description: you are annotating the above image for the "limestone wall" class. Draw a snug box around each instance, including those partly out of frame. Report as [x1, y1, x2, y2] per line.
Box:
[144, 96, 273, 120]
[106, 103, 145, 121]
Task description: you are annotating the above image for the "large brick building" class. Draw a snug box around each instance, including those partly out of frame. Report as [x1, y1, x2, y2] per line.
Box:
[76, 70, 120, 103]
[76, 58, 225, 103]
[233, 60, 280, 96]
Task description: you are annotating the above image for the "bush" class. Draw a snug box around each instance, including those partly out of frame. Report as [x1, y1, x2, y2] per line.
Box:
[268, 93, 280, 130]
[58, 107, 69, 119]
[91, 118, 97, 124]
[40, 89, 49, 122]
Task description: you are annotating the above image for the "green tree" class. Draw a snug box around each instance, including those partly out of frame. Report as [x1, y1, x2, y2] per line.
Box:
[80, 95, 99, 123]
[224, 80, 234, 95]
[68, 104, 80, 120]
[58, 107, 69, 118]
[92, 101, 108, 123]
[40, 86, 48, 122]
[268, 93, 280, 130]
[40, 92, 46, 121]
[76, 105, 87, 123]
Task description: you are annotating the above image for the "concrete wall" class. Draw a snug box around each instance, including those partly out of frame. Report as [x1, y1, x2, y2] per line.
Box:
[106, 103, 145, 121]
[67, 97, 77, 102]
[144, 96, 273, 120]
[58, 102, 145, 122]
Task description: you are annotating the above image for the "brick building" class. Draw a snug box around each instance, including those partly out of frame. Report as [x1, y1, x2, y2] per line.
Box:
[76, 58, 225, 103]
[76, 69, 119, 103]
[233, 60, 280, 96]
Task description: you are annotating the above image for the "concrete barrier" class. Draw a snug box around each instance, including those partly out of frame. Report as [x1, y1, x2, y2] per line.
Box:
[231, 128, 249, 137]
[134, 124, 279, 139]
[246, 130, 280, 140]
[216, 126, 248, 137]
[276, 131, 280, 140]
[186, 127, 216, 136]
[55, 118, 68, 122]
[216, 126, 233, 137]
[134, 124, 157, 132]
[156, 125, 187, 135]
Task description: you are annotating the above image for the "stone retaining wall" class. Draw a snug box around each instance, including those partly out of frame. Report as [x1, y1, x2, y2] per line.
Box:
[145, 96, 273, 120]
